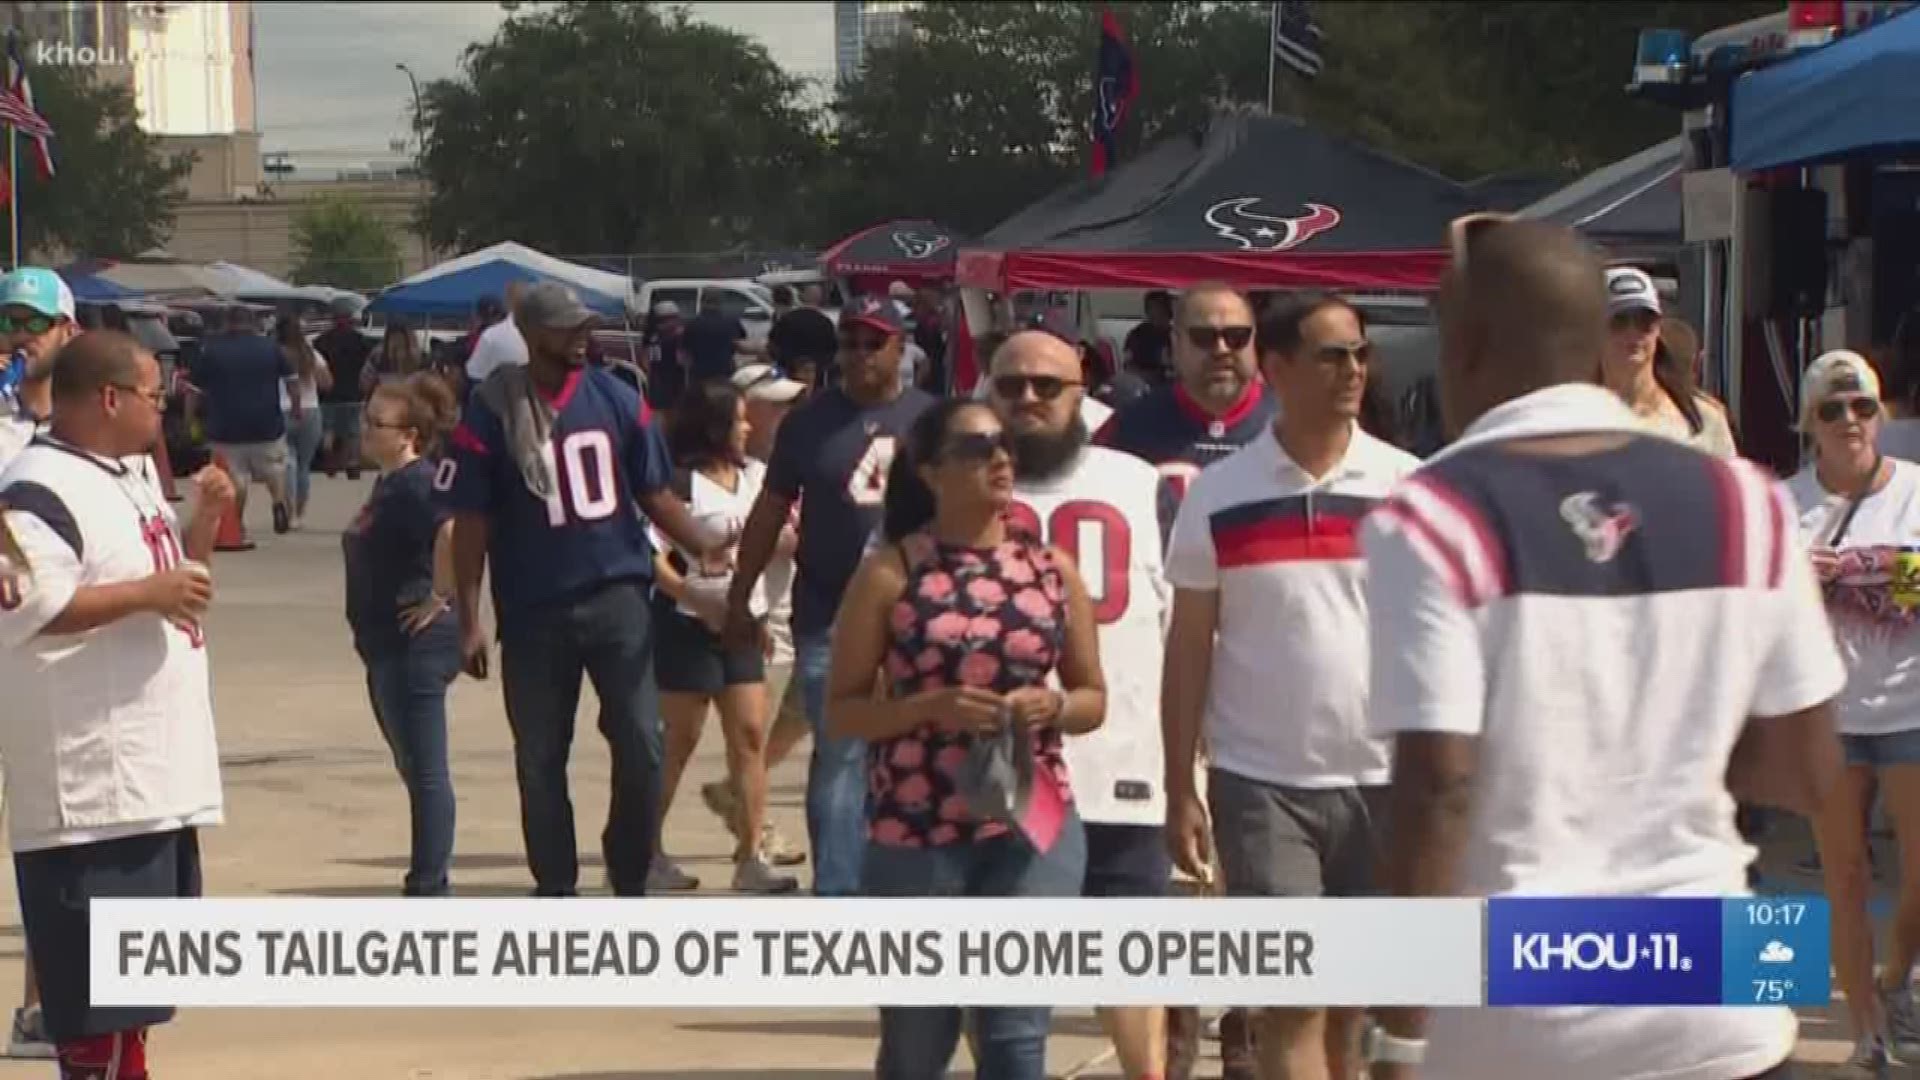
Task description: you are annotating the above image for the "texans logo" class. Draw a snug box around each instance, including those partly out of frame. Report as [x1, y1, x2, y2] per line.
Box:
[1203, 198, 1341, 252]
[1559, 492, 1640, 564]
[892, 232, 951, 260]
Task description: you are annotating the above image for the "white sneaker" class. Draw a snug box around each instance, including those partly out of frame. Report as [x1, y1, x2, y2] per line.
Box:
[1835, 1034, 1892, 1079]
[731, 855, 799, 894]
[1881, 982, 1920, 1062]
[6, 1006, 53, 1059]
[646, 855, 699, 892]
[759, 823, 807, 867]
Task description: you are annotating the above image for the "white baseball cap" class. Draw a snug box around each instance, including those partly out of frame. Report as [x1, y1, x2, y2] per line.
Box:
[1604, 267, 1662, 317]
[651, 300, 680, 318]
[731, 363, 807, 403]
[1799, 349, 1882, 429]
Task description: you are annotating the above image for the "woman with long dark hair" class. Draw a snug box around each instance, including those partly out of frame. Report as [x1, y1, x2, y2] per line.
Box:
[277, 315, 332, 529]
[366, 320, 425, 389]
[343, 372, 463, 896]
[828, 398, 1105, 1078]
[1601, 268, 1736, 457]
[648, 379, 799, 895]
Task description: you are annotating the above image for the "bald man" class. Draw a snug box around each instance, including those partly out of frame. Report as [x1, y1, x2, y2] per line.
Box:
[984, 331, 1173, 1080]
[1361, 220, 1843, 1080]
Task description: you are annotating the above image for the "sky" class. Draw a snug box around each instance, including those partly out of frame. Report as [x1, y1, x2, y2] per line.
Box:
[253, 2, 836, 163]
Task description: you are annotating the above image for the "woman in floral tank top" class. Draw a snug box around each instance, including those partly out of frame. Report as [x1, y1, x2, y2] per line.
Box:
[828, 398, 1106, 1080]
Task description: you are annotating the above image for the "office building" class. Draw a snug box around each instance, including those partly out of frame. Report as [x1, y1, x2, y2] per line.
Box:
[833, 0, 915, 83]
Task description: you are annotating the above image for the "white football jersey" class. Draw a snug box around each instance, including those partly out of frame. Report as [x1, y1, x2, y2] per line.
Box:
[0, 438, 223, 853]
[1012, 445, 1169, 826]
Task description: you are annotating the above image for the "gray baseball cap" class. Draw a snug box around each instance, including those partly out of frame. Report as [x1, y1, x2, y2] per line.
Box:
[516, 280, 598, 331]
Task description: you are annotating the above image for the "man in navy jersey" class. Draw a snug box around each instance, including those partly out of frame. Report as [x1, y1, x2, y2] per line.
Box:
[724, 296, 935, 896]
[1097, 284, 1276, 540]
[440, 281, 723, 898]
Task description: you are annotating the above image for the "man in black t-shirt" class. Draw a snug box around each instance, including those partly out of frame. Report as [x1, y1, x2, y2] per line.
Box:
[315, 310, 374, 478]
[724, 297, 934, 897]
[192, 306, 299, 535]
[1122, 290, 1175, 386]
[681, 296, 748, 384]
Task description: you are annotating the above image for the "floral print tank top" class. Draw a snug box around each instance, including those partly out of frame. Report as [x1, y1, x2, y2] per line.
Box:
[871, 532, 1074, 847]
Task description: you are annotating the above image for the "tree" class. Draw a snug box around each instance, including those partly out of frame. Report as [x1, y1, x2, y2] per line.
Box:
[13, 62, 193, 259]
[288, 195, 402, 290]
[418, 1, 827, 256]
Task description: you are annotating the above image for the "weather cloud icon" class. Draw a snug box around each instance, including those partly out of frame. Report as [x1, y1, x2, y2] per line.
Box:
[1759, 941, 1795, 964]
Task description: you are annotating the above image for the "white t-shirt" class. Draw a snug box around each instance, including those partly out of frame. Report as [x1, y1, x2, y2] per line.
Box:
[0, 439, 224, 853]
[763, 494, 797, 667]
[1363, 384, 1844, 1080]
[1880, 416, 1920, 461]
[279, 355, 329, 414]
[1014, 446, 1169, 825]
[1165, 423, 1419, 788]
[661, 459, 769, 620]
[1786, 458, 1920, 735]
[465, 318, 529, 383]
[0, 396, 45, 466]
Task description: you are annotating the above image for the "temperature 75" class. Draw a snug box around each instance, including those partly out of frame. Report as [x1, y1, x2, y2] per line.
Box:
[1753, 978, 1796, 1003]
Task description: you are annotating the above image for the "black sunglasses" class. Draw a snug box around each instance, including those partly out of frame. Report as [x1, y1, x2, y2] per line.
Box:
[939, 429, 1013, 465]
[1817, 396, 1880, 424]
[1184, 325, 1254, 351]
[991, 374, 1082, 401]
[1314, 341, 1374, 365]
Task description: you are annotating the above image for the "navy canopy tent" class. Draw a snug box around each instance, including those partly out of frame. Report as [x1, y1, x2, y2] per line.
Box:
[1520, 138, 1683, 262]
[1732, 8, 1920, 171]
[59, 269, 141, 302]
[366, 259, 627, 319]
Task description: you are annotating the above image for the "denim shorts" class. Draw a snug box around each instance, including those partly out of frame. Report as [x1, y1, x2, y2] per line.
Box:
[1841, 729, 1920, 768]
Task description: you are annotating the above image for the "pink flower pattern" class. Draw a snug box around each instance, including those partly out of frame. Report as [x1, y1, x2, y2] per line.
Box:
[865, 534, 1073, 849]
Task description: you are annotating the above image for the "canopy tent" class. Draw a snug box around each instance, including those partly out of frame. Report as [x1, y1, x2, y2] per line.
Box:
[393, 241, 635, 305]
[957, 112, 1478, 293]
[1731, 8, 1920, 171]
[203, 261, 307, 300]
[73, 257, 225, 298]
[1519, 137, 1683, 263]
[59, 269, 141, 302]
[366, 259, 628, 319]
[818, 219, 962, 288]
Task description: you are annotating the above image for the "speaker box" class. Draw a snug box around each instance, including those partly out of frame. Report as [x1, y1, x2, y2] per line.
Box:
[1770, 187, 1829, 319]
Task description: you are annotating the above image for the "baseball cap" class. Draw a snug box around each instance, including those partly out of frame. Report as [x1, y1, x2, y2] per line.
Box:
[888, 280, 914, 300]
[651, 300, 681, 318]
[731, 363, 807, 403]
[1799, 349, 1882, 429]
[516, 281, 597, 331]
[840, 295, 905, 337]
[1605, 267, 1662, 317]
[0, 268, 76, 321]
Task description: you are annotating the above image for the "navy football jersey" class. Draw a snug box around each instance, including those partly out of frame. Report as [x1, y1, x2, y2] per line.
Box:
[765, 385, 937, 636]
[1095, 380, 1276, 537]
[437, 366, 671, 615]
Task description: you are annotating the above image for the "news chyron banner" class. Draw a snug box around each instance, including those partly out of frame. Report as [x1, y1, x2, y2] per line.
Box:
[90, 897, 1826, 1008]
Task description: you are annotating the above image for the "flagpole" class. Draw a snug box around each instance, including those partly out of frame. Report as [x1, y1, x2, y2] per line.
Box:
[7, 125, 16, 270]
[1266, 1, 1278, 114]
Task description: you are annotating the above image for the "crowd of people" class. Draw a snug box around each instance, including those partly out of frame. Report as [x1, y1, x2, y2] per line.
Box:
[0, 207, 1908, 1080]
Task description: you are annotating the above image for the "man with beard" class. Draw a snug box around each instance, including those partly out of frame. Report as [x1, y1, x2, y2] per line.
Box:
[988, 330, 1173, 1080]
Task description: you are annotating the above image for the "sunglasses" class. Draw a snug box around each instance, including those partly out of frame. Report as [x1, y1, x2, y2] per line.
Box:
[0, 314, 56, 335]
[1184, 325, 1254, 350]
[1313, 341, 1374, 365]
[939, 429, 1013, 465]
[990, 374, 1082, 401]
[109, 382, 167, 410]
[1447, 211, 1517, 273]
[1816, 396, 1880, 424]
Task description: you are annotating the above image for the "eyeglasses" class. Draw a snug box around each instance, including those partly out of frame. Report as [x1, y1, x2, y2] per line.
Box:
[1447, 211, 1516, 273]
[109, 383, 167, 410]
[1816, 396, 1881, 424]
[363, 408, 408, 431]
[990, 374, 1082, 401]
[0, 314, 56, 335]
[939, 429, 1013, 465]
[1313, 341, 1374, 365]
[1184, 325, 1254, 351]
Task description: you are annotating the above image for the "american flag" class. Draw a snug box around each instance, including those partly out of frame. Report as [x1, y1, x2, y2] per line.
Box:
[4, 33, 54, 170]
[1272, 1, 1325, 80]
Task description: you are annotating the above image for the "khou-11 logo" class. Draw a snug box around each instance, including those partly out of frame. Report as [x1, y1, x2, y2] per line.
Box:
[1511, 931, 1695, 973]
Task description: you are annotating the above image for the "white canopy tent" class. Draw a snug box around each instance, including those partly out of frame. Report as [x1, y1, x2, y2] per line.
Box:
[392, 242, 637, 308]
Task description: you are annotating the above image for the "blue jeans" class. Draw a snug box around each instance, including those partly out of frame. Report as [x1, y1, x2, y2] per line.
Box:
[797, 630, 867, 896]
[862, 812, 1087, 1080]
[284, 407, 323, 514]
[499, 579, 663, 897]
[362, 618, 461, 896]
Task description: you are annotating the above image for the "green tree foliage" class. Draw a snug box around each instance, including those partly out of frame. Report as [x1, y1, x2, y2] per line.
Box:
[288, 195, 402, 290]
[13, 63, 192, 259]
[418, 1, 826, 255]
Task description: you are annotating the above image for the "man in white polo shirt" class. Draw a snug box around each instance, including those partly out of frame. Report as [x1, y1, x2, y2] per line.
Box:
[1164, 292, 1419, 1080]
[1362, 218, 1843, 1080]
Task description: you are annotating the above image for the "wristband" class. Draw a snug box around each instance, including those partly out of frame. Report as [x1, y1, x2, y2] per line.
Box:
[1363, 1026, 1426, 1065]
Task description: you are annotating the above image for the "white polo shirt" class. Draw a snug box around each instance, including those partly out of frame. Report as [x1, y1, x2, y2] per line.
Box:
[1165, 422, 1419, 789]
[1362, 384, 1844, 1080]
[0, 438, 225, 853]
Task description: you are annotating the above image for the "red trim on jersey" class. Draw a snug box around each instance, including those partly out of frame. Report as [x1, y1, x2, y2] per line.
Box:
[1374, 499, 1471, 605]
[1172, 379, 1263, 431]
[1765, 479, 1785, 589]
[538, 368, 583, 412]
[1709, 460, 1745, 588]
[449, 423, 490, 455]
[636, 386, 653, 428]
[1414, 475, 1512, 604]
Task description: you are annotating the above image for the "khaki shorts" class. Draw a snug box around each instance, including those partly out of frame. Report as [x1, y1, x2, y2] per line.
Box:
[213, 439, 288, 488]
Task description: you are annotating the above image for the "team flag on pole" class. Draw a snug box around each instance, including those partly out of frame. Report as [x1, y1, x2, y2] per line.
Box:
[4, 32, 53, 174]
[1090, 7, 1137, 180]
[1272, 1, 1325, 80]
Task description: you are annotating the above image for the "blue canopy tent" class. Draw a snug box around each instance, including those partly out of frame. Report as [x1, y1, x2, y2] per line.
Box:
[365, 259, 627, 319]
[1732, 8, 1920, 171]
[59, 269, 141, 302]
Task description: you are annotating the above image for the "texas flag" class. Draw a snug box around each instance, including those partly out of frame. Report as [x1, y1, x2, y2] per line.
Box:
[1089, 7, 1137, 180]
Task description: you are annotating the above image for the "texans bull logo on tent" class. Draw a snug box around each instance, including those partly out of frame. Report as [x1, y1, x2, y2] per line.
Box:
[891, 232, 952, 260]
[1204, 198, 1342, 252]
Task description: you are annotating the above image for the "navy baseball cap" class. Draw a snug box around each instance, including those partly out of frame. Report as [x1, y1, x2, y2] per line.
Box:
[840, 295, 905, 337]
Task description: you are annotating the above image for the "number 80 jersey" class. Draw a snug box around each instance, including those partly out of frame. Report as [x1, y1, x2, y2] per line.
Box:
[1009, 445, 1170, 827]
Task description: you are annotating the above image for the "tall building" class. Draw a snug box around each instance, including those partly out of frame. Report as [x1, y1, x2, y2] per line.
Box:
[2, 1, 256, 136]
[833, 0, 915, 84]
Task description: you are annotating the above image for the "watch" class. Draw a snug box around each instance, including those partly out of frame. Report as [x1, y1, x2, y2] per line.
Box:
[1363, 1024, 1427, 1065]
